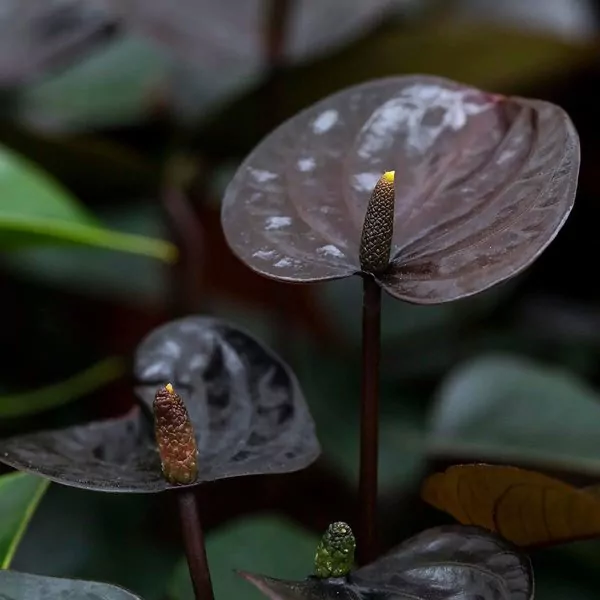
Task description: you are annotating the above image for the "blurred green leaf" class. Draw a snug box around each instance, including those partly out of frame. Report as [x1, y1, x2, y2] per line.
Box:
[13, 485, 179, 600]
[0, 472, 49, 568]
[169, 516, 318, 600]
[2, 203, 171, 307]
[18, 35, 170, 132]
[0, 357, 124, 419]
[427, 355, 600, 476]
[200, 23, 597, 156]
[0, 144, 175, 261]
[0, 122, 158, 200]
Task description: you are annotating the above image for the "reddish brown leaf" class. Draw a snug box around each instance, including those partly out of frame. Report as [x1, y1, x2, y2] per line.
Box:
[422, 463, 600, 547]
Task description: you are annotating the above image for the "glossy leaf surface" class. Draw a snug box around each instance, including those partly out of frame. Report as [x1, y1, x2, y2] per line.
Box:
[422, 464, 600, 548]
[0, 473, 49, 568]
[241, 525, 533, 600]
[0, 570, 142, 600]
[427, 355, 600, 476]
[0, 317, 319, 492]
[222, 75, 579, 303]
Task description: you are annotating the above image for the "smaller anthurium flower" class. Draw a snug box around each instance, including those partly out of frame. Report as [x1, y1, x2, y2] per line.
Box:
[0, 317, 320, 493]
[314, 522, 356, 578]
[221, 75, 580, 304]
[239, 525, 533, 600]
[153, 383, 199, 485]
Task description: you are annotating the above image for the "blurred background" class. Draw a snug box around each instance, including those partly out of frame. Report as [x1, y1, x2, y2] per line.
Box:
[2, 1, 600, 598]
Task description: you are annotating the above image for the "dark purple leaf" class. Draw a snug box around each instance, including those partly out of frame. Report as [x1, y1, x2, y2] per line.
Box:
[134, 316, 320, 480]
[240, 525, 533, 600]
[221, 75, 579, 304]
[104, 0, 394, 68]
[0, 0, 118, 88]
[0, 570, 142, 599]
[0, 317, 319, 493]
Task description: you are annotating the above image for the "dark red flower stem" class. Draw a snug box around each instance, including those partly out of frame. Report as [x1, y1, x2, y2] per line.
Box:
[358, 275, 382, 566]
[177, 490, 215, 600]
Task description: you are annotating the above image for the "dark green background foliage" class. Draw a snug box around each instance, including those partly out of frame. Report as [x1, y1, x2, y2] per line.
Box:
[2, 1, 600, 598]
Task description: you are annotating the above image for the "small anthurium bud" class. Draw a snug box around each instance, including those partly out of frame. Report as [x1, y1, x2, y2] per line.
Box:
[359, 170, 395, 274]
[314, 521, 356, 578]
[153, 383, 198, 485]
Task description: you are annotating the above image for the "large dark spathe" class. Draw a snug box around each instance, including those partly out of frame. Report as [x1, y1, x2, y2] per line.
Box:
[0, 317, 320, 492]
[221, 75, 579, 303]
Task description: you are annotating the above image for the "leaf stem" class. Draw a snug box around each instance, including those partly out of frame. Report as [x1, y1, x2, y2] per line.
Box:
[358, 275, 381, 565]
[177, 490, 215, 600]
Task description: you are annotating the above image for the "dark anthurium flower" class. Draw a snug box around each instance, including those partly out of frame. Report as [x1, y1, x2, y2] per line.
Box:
[0, 317, 320, 492]
[240, 524, 533, 600]
[221, 75, 579, 304]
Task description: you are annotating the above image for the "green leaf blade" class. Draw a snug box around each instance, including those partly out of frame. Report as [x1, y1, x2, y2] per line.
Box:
[0, 357, 125, 419]
[428, 354, 600, 477]
[0, 144, 176, 262]
[0, 473, 50, 568]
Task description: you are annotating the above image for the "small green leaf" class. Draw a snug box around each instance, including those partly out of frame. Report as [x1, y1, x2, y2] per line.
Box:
[0, 357, 125, 419]
[13, 487, 179, 600]
[428, 354, 600, 476]
[169, 517, 318, 600]
[0, 144, 176, 261]
[0, 472, 50, 568]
